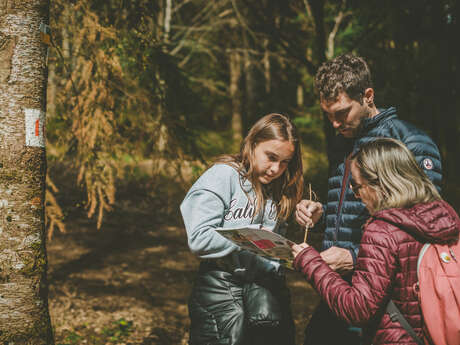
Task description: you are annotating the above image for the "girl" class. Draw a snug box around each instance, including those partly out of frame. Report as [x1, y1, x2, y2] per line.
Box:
[292, 138, 459, 345]
[181, 113, 304, 345]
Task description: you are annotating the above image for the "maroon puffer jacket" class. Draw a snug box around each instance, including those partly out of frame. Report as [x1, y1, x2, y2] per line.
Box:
[293, 200, 460, 345]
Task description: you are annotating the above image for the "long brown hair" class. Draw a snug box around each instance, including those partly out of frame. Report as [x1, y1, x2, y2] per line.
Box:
[352, 138, 441, 213]
[215, 113, 304, 221]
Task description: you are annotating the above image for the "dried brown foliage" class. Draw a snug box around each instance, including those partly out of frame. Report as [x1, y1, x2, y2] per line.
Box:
[46, 0, 190, 234]
[46, 175, 66, 239]
[47, 2, 128, 231]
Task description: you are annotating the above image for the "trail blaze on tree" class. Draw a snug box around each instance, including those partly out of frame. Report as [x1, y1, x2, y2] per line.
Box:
[0, 0, 54, 343]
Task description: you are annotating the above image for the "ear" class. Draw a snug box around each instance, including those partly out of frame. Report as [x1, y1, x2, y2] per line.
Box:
[363, 88, 374, 104]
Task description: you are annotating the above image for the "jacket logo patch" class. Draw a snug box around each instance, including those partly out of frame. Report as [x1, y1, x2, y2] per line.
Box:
[423, 158, 433, 170]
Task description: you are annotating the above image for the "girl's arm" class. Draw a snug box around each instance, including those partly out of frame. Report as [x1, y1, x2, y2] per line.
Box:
[293, 220, 398, 325]
[180, 164, 240, 259]
[181, 188, 237, 258]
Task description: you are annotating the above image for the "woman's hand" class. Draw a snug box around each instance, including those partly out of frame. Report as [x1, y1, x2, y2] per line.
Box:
[291, 242, 310, 259]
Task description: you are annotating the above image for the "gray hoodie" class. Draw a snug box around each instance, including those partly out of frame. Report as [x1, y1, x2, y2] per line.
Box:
[180, 164, 286, 272]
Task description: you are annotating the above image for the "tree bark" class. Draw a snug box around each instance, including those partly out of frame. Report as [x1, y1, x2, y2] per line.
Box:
[0, 0, 54, 343]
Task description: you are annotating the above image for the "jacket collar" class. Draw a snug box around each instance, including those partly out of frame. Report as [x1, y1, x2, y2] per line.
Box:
[358, 107, 398, 137]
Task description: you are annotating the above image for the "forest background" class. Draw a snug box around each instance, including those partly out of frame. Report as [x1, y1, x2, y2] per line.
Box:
[42, 0, 459, 344]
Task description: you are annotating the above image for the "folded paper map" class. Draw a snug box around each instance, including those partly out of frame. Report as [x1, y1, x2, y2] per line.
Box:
[216, 225, 295, 269]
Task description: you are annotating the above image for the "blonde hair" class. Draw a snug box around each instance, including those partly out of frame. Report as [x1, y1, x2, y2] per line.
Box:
[352, 138, 441, 212]
[215, 113, 304, 221]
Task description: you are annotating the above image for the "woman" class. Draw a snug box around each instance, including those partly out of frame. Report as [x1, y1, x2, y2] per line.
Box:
[181, 113, 304, 345]
[292, 138, 459, 345]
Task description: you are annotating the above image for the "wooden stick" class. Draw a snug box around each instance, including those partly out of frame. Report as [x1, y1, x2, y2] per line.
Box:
[303, 183, 312, 243]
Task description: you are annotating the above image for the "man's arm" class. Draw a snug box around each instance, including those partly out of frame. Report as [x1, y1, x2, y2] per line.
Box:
[295, 200, 324, 228]
[403, 130, 442, 191]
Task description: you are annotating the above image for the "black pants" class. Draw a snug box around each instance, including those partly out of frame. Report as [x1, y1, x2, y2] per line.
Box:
[304, 301, 362, 345]
[188, 262, 295, 345]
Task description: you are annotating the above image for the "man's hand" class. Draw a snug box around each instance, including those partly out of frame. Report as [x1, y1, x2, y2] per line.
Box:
[295, 200, 323, 228]
[291, 242, 309, 259]
[320, 246, 354, 274]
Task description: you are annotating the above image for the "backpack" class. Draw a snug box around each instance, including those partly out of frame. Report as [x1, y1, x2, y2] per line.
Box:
[386, 240, 460, 345]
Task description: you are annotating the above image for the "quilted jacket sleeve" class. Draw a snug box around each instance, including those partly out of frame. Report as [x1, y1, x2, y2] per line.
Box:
[293, 220, 398, 325]
[385, 118, 442, 192]
[400, 130, 442, 192]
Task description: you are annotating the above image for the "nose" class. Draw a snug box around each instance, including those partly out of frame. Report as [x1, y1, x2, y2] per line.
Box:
[269, 162, 280, 175]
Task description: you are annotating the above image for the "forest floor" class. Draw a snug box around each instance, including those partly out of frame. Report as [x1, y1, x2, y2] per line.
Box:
[47, 176, 321, 345]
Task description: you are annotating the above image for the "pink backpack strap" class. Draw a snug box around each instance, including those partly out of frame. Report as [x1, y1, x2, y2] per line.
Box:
[417, 243, 431, 276]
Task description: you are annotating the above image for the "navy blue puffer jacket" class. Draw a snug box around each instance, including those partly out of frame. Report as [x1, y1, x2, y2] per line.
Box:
[321, 107, 442, 263]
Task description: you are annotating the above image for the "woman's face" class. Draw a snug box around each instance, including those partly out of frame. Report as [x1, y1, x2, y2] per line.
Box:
[350, 160, 378, 213]
[253, 139, 295, 184]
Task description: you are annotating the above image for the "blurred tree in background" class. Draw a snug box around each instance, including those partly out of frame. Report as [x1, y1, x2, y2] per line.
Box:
[45, 0, 459, 236]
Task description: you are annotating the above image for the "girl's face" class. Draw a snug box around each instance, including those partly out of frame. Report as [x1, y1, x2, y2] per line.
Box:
[350, 160, 378, 214]
[253, 139, 295, 184]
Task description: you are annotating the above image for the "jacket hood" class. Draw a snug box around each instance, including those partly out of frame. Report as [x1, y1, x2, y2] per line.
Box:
[373, 200, 460, 244]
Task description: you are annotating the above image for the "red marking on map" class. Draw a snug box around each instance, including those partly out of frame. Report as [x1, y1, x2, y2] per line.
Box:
[252, 239, 276, 249]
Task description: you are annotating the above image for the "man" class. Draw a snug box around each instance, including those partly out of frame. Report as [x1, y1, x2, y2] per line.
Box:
[295, 53, 442, 345]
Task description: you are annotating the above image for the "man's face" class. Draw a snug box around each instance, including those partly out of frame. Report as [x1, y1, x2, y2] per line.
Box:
[321, 92, 371, 138]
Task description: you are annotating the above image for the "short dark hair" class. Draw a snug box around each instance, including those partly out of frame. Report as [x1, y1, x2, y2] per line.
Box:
[315, 53, 373, 104]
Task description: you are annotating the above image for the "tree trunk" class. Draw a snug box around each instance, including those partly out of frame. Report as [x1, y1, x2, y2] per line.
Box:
[244, 44, 257, 132]
[297, 84, 304, 107]
[61, 4, 70, 59]
[0, 0, 54, 343]
[263, 38, 271, 95]
[440, 1, 459, 197]
[230, 50, 243, 149]
[307, 0, 336, 163]
[164, 0, 172, 43]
